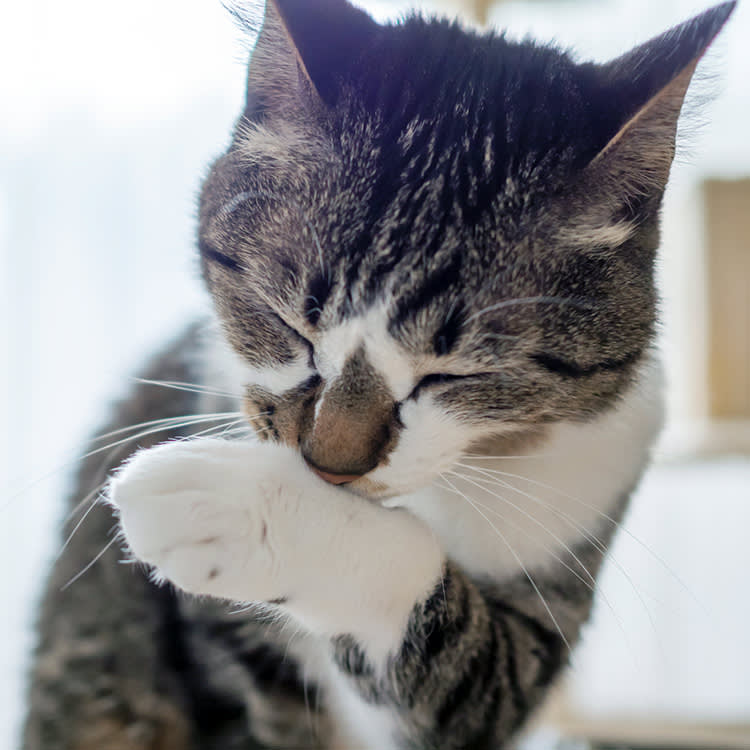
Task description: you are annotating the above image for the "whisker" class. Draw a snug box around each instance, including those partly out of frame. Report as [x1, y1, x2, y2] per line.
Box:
[61, 535, 119, 591]
[57, 490, 104, 560]
[57, 416, 250, 556]
[455, 462, 665, 647]
[2, 412, 247, 513]
[133, 378, 242, 400]
[439, 478, 593, 590]
[447, 469, 636, 662]
[66, 480, 109, 524]
[457, 461, 704, 614]
[447, 470, 597, 587]
[440, 473, 571, 651]
[461, 453, 549, 460]
[78, 415, 246, 463]
[90, 411, 244, 445]
[467, 296, 593, 324]
[63, 415, 250, 524]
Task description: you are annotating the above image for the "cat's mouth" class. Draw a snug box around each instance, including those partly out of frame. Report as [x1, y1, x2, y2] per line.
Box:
[297, 457, 397, 500]
[306, 462, 393, 500]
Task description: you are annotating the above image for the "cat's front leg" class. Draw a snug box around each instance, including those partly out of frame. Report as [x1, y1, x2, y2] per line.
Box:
[109, 438, 444, 662]
[110, 438, 570, 750]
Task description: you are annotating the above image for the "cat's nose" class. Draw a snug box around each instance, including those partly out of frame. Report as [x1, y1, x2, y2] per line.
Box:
[303, 456, 363, 485]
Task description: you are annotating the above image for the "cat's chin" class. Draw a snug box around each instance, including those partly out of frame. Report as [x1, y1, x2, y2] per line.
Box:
[323, 475, 397, 502]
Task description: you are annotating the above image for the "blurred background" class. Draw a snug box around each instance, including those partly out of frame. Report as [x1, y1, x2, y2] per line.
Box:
[1, 0, 748, 747]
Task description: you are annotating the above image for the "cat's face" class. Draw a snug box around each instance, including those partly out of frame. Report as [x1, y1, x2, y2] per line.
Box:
[198, 0, 731, 497]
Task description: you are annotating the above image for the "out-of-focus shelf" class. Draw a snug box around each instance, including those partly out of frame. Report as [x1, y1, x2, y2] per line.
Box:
[432, 0, 496, 24]
[526, 681, 750, 749]
[558, 720, 750, 749]
[704, 179, 750, 424]
[656, 419, 750, 462]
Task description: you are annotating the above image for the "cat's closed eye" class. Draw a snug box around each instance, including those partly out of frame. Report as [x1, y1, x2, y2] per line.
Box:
[199, 238, 241, 273]
[531, 351, 641, 378]
[408, 372, 490, 400]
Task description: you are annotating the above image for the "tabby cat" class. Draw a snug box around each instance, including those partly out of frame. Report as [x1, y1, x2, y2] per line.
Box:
[24, 1, 735, 748]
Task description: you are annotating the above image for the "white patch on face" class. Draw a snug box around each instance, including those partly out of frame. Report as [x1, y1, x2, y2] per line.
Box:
[388, 354, 665, 582]
[315, 305, 416, 400]
[207, 328, 313, 397]
[369, 395, 493, 495]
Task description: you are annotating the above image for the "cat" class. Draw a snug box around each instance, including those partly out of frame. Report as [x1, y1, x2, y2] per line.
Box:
[23, 1, 735, 748]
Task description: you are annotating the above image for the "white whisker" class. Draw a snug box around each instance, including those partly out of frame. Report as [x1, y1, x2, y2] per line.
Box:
[457, 461, 704, 614]
[57, 416, 249, 557]
[133, 378, 242, 399]
[440, 477, 593, 591]
[448, 470, 596, 587]
[447, 469, 637, 664]
[61, 535, 119, 591]
[467, 296, 593, 324]
[91, 411, 244, 445]
[461, 453, 549, 460]
[440, 473, 571, 651]
[57, 491, 104, 561]
[454, 462, 664, 651]
[1, 412, 247, 513]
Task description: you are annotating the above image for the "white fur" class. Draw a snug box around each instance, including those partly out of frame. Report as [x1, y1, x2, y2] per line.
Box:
[210, 332, 313, 396]
[386, 355, 664, 581]
[326, 667, 401, 750]
[202, 322, 663, 585]
[369, 392, 489, 495]
[110, 439, 443, 666]
[316, 305, 416, 401]
[113, 331, 663, 750]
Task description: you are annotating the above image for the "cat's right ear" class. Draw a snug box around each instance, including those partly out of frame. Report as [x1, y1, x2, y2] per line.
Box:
[244, 0, 379, 120]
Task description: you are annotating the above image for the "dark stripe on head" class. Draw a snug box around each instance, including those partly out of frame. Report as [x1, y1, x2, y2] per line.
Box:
[276, 254, 300, 285]
[462, 682, 502, 749]
[433, 301, 467, 356]
[390, 252, 463, 332]
[305, 273, 333, 326]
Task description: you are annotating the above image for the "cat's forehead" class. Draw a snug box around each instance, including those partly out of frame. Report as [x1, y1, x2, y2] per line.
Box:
[314, 305, 415, 400]
[313, 303, 482, 400]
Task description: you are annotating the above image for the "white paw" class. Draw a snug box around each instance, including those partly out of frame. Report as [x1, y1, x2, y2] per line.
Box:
[108, 437, 444, 659]
[109, 439, 304, 603]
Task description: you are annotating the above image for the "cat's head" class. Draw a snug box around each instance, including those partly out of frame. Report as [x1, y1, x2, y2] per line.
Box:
[198, 0, 733, 497]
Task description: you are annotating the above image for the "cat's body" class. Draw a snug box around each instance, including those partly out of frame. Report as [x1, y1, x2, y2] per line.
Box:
[24, 2, 735, 748]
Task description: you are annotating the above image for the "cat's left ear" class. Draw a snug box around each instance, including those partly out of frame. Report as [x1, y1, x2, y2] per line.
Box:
[244, 0, 379, 120]
[575, 2, 735, 213]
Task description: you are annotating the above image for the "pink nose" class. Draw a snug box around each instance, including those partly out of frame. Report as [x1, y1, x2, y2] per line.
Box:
[309, 466, 362, 485]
